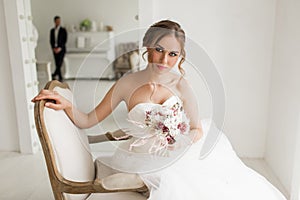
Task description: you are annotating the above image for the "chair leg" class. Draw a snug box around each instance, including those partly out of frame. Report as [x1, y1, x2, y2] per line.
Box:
[53, 191, 65, 200]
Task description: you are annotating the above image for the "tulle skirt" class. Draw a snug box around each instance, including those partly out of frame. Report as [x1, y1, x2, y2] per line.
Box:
[108, 120, 286, 200]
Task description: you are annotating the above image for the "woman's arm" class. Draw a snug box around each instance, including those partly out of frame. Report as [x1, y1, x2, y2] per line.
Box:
[31, 82, 124, 129]
[65, 83, 122, 128]
[177, 77, 203, 143]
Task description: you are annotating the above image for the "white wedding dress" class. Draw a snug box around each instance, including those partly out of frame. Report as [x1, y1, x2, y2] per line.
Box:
[107, 96, 286, 200]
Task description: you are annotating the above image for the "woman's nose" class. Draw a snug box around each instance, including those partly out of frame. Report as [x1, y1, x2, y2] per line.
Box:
[160, 52, 168, 64]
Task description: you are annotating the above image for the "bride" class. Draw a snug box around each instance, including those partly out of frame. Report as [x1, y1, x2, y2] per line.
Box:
[32, 20, 286, 200]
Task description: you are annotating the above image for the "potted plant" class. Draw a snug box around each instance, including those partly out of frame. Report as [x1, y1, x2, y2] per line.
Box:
[80, 18, 91, 31]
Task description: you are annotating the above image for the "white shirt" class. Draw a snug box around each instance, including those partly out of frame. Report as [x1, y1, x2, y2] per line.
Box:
[54, 26, 60, 47]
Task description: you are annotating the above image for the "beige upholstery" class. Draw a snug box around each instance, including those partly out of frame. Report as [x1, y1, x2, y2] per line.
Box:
[102, 173, 145, 190]
[44, 103, 94, 200]
[86, 192, 146, 200]
[34, 80, 148, 200]
[44, 87, 94, 182]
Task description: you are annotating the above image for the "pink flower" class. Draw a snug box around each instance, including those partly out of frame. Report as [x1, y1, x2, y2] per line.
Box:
[177, 122, 188, 134]
[157, 122, 164, 129]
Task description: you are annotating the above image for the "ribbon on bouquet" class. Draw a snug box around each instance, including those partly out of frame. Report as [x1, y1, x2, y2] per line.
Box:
[129, 134, 169, 154]
[127, 119, 170, 155]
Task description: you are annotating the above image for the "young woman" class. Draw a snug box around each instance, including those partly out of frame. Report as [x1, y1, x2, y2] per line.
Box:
[32, 20, 286, 200]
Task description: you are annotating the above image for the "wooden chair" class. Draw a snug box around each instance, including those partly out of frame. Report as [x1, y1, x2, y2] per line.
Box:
[34, 80, 148, 200]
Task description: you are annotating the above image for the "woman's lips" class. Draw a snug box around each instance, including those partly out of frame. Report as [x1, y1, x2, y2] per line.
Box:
[157, 64, 167, 70]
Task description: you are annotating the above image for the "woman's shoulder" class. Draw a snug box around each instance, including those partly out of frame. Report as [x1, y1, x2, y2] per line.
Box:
[172, 74, 194, 101]
[117, 70, 142, 82]
[114, 71, 143, 91]
[172, 73, 190, 89]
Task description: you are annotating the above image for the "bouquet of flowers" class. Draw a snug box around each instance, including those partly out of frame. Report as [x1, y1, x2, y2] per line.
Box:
[127, 99, 190, 154]
[144, 101, 190, 145]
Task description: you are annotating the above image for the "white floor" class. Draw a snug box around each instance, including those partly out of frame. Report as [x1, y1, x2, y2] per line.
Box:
[0, 80, 289, 199]
[0, 151, 288, 200]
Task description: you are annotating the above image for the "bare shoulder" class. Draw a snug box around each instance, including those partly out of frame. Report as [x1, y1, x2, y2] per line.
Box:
[116, 70, 142, 84]
[113, 71, 143, 97]
[173, 75, 196, 105]
[176, 75, 192, 93]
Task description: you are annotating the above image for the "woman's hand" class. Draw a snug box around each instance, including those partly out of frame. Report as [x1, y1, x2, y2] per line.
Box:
[189, 128, 203, 143]
[31, 89, 71, 111]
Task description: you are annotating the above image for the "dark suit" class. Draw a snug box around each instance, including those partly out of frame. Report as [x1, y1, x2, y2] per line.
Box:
[50, 26, 67, 81]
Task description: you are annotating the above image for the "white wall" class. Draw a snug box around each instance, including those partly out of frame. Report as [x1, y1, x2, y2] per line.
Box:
[31, 0, 139, 71]
[0, 0, 19, 152]
[151, 0, 277, 157]
[291, 115, 300, 200]
[266, 0, 300, 195]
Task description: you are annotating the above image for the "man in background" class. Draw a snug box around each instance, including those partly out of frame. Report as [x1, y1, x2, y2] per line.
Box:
[50, 16, 67, 82]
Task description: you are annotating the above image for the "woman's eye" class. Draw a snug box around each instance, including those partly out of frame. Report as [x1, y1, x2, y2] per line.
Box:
[169, 52, 178, 57]
[155, 47, 163, 52]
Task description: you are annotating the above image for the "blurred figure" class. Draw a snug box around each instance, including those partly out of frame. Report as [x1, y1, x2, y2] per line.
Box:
[50, 16, 67, 82]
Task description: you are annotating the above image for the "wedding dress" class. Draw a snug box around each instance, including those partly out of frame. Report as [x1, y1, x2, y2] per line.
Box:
[107, 96, 286, 200]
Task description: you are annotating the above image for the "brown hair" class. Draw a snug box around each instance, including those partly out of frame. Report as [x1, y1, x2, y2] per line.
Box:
[142, 20, 186, 75]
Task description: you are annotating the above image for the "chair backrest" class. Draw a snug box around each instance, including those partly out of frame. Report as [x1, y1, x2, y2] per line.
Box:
[114, 42, 139, 69]
[34, 81, 95, 200]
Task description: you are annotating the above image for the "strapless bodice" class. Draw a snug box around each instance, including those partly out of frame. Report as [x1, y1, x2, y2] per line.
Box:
[127, 95, 181, 124]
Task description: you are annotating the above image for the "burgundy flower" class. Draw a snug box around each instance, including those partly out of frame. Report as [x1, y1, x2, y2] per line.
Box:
[166, 134, 176, 144]
[162, 126, 169, 133]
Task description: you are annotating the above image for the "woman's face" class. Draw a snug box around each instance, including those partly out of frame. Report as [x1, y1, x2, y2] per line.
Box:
[147, 35, 182, 73]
